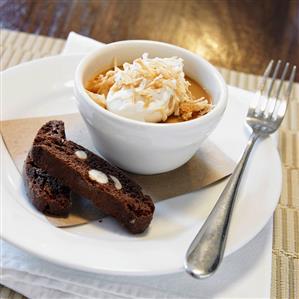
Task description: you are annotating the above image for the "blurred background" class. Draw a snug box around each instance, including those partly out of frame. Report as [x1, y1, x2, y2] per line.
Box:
[1, 0, 298, 81]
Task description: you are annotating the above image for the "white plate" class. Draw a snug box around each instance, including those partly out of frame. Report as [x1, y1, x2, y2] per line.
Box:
[1, 55, 281, 276]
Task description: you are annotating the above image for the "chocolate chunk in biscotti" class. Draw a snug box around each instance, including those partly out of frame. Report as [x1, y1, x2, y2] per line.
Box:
[31, 138, 155, 234]
[23, 121, 71, 216]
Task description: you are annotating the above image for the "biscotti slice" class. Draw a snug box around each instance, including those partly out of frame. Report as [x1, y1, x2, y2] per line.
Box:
[33, 120, 66, 144]
[31, 138, 155, 234]
[23, 154, 71, 215]
[23, 121, 71, 216]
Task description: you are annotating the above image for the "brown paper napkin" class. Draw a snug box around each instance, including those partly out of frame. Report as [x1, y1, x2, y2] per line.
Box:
[1, 113, 235, 227]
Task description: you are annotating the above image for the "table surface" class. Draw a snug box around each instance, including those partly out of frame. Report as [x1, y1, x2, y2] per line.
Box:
[1, 0, 298, 81]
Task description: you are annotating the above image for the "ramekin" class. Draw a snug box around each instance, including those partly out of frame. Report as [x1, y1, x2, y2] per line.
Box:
[74, 40, 227, 174]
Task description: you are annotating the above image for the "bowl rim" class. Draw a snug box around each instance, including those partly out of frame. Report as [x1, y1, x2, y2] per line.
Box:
[75, 39, 228, 129]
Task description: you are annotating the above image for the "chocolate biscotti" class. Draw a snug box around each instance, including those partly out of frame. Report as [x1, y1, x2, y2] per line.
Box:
[23, 154, 71, 215]
[23, 121, 71, 216]
[31, 136, 155, 234]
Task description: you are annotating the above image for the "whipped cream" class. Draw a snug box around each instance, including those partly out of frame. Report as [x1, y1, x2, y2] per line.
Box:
[86, 53, 211, 123]
[106, 85, 175, 122]
[106, 54, 185, 122]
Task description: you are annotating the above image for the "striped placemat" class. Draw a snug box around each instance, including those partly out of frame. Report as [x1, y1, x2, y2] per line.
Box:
[1, 29, 298, 299]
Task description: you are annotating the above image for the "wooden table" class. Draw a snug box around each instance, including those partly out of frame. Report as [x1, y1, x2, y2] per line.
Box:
[1, 0, 298, 81]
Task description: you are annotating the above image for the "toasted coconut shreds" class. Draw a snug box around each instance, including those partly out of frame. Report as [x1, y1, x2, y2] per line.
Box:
[86, 71, 115, 97]
[85, 54, 212, 121]
[179, 99, 211, 121]
[113, 57, 118, 70]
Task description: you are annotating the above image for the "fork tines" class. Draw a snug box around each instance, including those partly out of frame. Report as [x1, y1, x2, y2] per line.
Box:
[257, 60, 296, 119]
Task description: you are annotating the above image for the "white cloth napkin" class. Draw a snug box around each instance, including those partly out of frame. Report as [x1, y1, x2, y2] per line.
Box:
[1, 224, 273, 299]
[1, 32, 273, 299]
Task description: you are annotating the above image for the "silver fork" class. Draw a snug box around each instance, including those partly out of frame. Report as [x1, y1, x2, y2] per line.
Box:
[185, 61, 296, 279]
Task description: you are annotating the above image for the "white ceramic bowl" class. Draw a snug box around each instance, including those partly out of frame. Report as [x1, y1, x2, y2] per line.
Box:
[74, 40, 227, 175]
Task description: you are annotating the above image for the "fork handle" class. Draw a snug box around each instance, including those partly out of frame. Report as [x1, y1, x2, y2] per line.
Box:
[185, 132, 259, 278]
